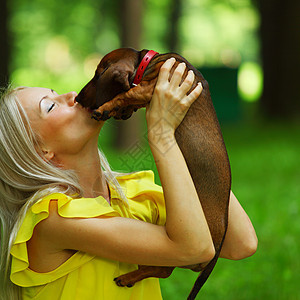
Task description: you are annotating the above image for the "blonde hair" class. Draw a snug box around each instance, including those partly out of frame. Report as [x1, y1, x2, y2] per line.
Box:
[0, 86, 128, 300]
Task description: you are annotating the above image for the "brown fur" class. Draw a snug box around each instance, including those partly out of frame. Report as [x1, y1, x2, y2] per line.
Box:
[76, 48, 231, 300]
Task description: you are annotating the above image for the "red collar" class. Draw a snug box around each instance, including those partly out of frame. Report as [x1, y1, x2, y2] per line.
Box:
[132, 50, 159, 86]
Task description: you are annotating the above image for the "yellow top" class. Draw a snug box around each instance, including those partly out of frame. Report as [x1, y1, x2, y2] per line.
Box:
[10, 170, 166, 300]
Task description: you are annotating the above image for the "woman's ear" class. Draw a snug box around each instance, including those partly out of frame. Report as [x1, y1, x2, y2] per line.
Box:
[42, 149, 55, 162]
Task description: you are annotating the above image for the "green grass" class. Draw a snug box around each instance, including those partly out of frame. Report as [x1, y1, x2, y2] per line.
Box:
[102, 119, 300, 300]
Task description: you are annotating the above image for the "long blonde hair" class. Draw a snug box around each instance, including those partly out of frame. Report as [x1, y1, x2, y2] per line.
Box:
[0, 87, 127, 300]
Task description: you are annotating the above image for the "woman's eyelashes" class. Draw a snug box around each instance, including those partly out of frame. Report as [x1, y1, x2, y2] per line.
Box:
[47, 102, 55, 112]
[40, 98, 56, 113]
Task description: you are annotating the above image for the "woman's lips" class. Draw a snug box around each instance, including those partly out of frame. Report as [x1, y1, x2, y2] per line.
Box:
[76, 102, 93, 113]
[85, 107, 93, 113]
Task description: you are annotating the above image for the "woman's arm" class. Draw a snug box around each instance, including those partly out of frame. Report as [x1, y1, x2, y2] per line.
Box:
[219, 191, 258, 260]
[145, 58, 215, 261]
[36, 59, 215, 268]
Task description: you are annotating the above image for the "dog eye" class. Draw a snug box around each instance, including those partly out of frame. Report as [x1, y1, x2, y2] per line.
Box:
[101, 66, 108, 75]
[94, 67, 108, 80]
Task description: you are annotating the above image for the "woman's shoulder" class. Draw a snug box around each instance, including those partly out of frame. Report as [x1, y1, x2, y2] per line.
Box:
[12, 192, 120, 251]
[36, 192, 119, 217]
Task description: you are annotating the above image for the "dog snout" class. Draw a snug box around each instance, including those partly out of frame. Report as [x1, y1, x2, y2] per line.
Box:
[75, 84, 96, 108]
[74, 93, 84, 105]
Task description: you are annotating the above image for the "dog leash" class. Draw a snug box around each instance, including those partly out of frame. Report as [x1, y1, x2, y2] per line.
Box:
[132, 50, 159, 86]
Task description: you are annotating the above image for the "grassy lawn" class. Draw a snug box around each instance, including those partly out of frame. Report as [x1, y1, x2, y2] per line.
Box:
[102, 119, 300, 300]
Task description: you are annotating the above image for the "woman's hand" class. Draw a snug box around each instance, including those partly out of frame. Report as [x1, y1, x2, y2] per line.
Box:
[146, 58, 203, 141]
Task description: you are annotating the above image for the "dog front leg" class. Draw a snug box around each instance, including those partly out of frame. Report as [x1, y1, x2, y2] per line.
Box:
[114, 265, 174, 287]
[91, 80, 156, 121]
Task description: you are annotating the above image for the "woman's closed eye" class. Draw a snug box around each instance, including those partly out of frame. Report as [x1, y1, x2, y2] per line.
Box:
[47, 102, 55, 112]
[40, 98, 56, 114]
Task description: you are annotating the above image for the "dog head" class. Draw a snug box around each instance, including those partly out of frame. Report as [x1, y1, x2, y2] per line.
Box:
[76, 48, 148, 110]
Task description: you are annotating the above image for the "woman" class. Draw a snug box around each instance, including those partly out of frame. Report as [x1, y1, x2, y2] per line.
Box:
[0, 58, 257, 300]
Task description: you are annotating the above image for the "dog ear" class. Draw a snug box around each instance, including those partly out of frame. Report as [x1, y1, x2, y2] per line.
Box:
[111, 66, 133, 91]
[94, 50, 139, 107]
[95, 66, 133, 108]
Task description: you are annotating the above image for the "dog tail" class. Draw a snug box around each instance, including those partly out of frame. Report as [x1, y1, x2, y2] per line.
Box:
[187, 253, 219, 300]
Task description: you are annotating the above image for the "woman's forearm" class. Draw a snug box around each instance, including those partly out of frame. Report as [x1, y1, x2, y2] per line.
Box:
[149, 133, 215, 263]
[145, 58, 214, 263]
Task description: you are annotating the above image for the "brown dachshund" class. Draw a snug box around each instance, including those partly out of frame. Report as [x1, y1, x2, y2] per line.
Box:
[75, 48, 231, 300]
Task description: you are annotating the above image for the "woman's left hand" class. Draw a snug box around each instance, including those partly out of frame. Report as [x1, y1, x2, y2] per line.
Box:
[146, 58, 203, 138]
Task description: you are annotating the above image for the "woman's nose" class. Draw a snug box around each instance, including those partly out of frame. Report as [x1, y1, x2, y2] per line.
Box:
[63, 91, 78, 106]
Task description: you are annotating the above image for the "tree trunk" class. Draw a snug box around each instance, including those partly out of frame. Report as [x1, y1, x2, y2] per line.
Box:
[0, 0, 10, 88]
[166, 0, 182, 53]
[114, 0, 144, 150]
[119, 0, 143, 49]
[257, 0, 300, 119]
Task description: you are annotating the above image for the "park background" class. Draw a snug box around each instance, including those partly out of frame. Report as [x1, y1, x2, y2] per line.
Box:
[0, 0, 299, 299]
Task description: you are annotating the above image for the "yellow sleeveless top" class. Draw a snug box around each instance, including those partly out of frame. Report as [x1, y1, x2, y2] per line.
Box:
[10, 170, 166, 300]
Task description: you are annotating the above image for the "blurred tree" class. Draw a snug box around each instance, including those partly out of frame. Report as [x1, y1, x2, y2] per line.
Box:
[114, 0, 144, 150]
[255, 0, 300, 119]
[0, 0, 10, 88]
[119, 0, 143, 48]
[166, 0, 182, 53]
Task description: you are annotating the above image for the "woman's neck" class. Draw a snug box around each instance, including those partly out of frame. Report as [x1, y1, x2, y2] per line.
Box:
[80, 170, 110, 202]
[76, 157, 111, 202]
[54, 141, 111, 203]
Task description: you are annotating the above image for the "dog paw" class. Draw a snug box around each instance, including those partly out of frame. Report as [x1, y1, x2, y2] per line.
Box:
[91, 110, 112, 121]
[91, 111, 102, 121]
[114, 277, 134, 288]
[102, 110, 111, 120]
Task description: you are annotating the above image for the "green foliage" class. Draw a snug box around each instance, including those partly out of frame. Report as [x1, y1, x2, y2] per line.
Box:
[180, 0, 259, 67]
[9, 0, 120, 93]
[8, 0, 259, 94]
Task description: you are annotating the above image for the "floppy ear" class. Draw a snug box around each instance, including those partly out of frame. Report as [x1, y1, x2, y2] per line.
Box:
[95, 61, 136, 107]
[110, 49, 150, 90]
[112, 67, 132, 91]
